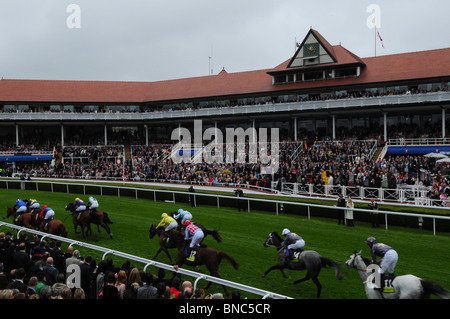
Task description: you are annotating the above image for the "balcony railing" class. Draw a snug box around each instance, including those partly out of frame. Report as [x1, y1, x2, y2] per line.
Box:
[1, 91, 449, 122]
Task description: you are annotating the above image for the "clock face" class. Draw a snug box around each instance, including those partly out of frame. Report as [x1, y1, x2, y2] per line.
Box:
[304, 43, 319, 57]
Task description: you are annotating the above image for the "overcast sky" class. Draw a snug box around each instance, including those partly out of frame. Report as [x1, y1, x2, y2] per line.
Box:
[0, 0, 449, 82]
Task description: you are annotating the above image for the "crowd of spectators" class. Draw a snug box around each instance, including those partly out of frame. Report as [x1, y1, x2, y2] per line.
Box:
[0, 232, 234, 300]
[1, 121, 450, 205]
[3, 84, 448, 114]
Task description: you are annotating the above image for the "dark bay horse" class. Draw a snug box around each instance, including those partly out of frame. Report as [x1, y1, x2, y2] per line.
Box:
[5, 207, 36, 229]
[149, 224, 180, 264]
[171, 229, 239, 297]
[262, 231, 343, 298]
[65, 203, 113, 238]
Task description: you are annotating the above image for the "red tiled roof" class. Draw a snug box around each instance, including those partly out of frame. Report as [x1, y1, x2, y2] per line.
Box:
[0, 79, 151, 103]
[0, 46, 449, 104]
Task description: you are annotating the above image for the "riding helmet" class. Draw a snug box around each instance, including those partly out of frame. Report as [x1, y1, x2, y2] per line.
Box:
[282, 228, 290, 236]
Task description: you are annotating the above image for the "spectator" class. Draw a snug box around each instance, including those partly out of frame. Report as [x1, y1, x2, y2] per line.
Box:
[345, 198, 355, 227]
[95, 259, 107, 299]
[79, 255, 94, 297]
[8, 267, 27, 293]
[170, 276, 181, 299]
[42, 257, 59, 286]
[60, 287, 73, 299]
[231, 290, 241, 299]
[136, 272, 157, 299]
[192, 288, 205, 299]
[336, 194, 346, 225]
[101, 272, 119, 299]
[115, 270, 127, 299]
[65, 249, 81, 269]
[74, 288, 86, 299]
[368, 198, 379, 228]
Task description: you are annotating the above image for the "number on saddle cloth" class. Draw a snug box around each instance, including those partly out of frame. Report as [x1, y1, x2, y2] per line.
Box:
[381, 274, 395, 293]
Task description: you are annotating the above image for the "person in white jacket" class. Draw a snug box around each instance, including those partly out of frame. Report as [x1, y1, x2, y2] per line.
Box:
[346, 197, 354, 226]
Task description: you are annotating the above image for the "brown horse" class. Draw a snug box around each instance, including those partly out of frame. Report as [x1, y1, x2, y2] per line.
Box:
[169, 228, 240, 297]
[65, 203, 113, 238]
[5, 207, 36, 229]
[149, 224, 183, 264]
[35, 213, 68, 237]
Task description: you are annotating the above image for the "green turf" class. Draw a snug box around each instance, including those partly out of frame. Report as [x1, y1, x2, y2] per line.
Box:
[1, 188, 449, 299]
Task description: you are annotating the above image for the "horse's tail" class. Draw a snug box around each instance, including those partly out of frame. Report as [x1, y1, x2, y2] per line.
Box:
[320, 257, 343, 280]
[420, 279, 450, 299]
[59, 223, 68, 238]
[103, 212, 114, 224]
[218, 251, 240, 270]
[207, 229, 222, 243]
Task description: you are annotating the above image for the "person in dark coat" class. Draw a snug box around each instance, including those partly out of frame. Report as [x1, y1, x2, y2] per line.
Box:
[8, 267, 27, 293]
[12, 242, 30, 272]
[336, 194, 346, 225]
[101, 272, 119, 299]
[42, 257, 59, 286]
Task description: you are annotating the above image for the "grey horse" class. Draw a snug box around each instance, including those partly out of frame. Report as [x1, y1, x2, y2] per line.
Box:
[262, 231, 343, 298]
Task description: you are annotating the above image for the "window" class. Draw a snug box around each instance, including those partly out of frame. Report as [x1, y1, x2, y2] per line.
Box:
[335, 68, 357, 78]
[304, 71, 323, 81]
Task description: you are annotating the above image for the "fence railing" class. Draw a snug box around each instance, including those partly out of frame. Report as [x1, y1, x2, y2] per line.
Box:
[274, 181, 450, 207]
[0, 222, 292, 299]
[1, 178, 449, 236]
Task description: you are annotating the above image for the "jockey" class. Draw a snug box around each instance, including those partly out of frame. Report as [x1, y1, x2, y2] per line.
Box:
[39, 205, 55, 231]
[88, 196, 99, 211]
[157, 213, 178, 242]
[13, 199, 27, 219]
[281, 228, 305, 261]
[183, 221, 204, 262]
[173, 208, 192, 225]
[366, 236, 398, 276]
[74, 197, 87, 213]
[27, 199, 40, 212]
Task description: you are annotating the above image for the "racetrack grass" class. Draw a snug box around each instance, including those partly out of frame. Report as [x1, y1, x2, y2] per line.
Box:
[1, 188, 449, 299]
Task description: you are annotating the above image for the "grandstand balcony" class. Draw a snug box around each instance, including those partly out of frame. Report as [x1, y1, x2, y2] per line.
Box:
[1, 91, 449, 122]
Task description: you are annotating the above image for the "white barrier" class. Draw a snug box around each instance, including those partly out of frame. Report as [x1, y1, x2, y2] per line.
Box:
[0, 222, 292, 299]
[1, 178, 449, 236]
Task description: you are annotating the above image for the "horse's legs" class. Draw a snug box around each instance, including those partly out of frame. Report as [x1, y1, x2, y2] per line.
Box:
[262, 264, 290, 279]
[312, 277, 322, 298]
[100, 222, 112, 238]
[293, 274, 322, 298]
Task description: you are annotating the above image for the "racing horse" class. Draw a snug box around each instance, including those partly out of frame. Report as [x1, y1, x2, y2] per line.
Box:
[34, 214, 68, 237]
[169, 212, 222, 243]
[149, 224, 180, 264]
[65, 202, 113, 238]
[5, 207, 36, 229]
[171, 229, 240, 297]
[345, 250, 450, 299]
[262, 231, 343, 298]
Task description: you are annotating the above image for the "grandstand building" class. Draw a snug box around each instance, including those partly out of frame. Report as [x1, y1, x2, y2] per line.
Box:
[0, 28, 450, 202]
[0, 28, 449, 145]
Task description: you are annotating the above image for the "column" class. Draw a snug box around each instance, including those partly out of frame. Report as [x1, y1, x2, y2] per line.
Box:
[442, 108, 446, 139]
[383, 113, 387, 142]
[15, 124, 19, 146]
[332, 115, 336, 140]
[145, 124, 149, 146]
[252, 119, 256, 143]
[61, 124, 64, 147]
[104, 124, 107, 145]
[294, 117, 297, 141]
